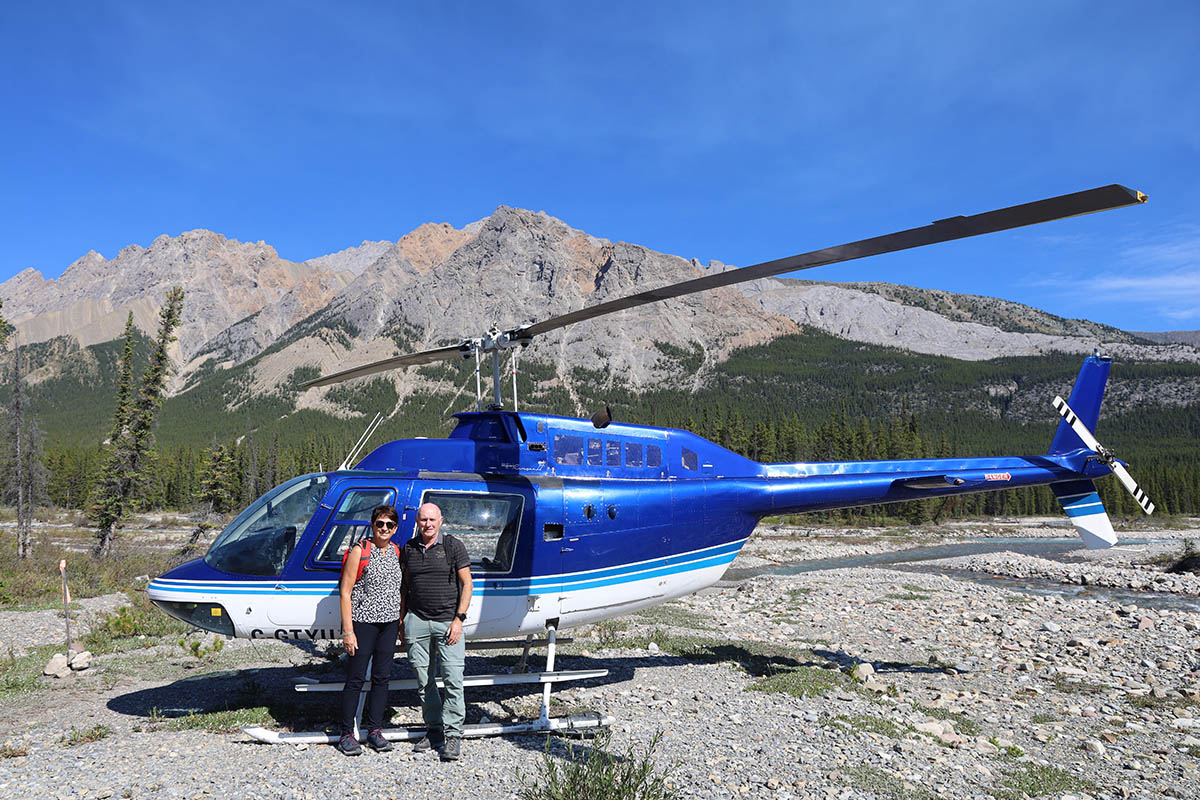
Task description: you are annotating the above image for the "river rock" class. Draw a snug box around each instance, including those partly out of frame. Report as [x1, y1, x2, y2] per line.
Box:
[850, 663, 875, 682]
[43, 653, 70, 678]
[68, 651, 92, 671]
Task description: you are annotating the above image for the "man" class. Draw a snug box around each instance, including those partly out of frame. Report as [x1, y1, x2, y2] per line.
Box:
[401, 502, 473, 761]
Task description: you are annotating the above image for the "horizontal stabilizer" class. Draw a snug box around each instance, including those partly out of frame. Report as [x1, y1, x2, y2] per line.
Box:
[1052, 480, 1116, 549]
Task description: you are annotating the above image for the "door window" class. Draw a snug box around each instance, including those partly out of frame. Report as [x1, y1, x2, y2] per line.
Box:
[314, 488, 396, 563]
[421, 491, 523, 573]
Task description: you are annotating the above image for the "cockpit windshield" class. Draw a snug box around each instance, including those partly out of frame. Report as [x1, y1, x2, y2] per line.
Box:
[205, 474, 329, 576]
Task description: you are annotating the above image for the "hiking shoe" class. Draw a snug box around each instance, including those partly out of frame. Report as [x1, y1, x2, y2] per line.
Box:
[440, 736, 461, 761]
[413, 733, 443, 753]
[337, 734, 362, 756]
[365, 729, 393, 752]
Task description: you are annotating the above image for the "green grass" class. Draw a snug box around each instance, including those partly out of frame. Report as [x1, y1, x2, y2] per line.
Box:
[990, 760, 1094, 800]
[1049, 677, 1108, 696]
[1124, 692, 1199, 710]
[517, 729, 680, 800]
[751, 664, 850, 699]
[631, 604, 711, 631]
[83, 592, 189, 654]
[827, 713, 918, 739]
[883, 592, 931, 601]
[0, 534, 176, 607]
[61, 724, 113, 747]
[989, 737, 1024, 758]
[844, 765, 938, 800]
[1030, 713, 1060, 725]
[0, 645, 62, 699]
[166, 706, 276, 732]
[0, 743, 28, 758]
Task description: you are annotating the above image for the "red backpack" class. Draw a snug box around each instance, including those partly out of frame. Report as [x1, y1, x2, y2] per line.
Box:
[342, 538, 401, 585]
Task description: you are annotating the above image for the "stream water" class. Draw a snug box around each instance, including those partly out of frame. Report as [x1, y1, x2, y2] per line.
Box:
[725, 537, 1200, 612]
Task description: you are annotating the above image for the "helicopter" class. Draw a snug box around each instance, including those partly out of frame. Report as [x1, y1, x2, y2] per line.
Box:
[147, 184, 1153, 742]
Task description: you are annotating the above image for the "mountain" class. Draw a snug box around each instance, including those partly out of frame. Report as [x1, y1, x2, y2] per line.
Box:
[3, 206, 1199, 450]
[1, 231, 355, 362]
[1134, 330, 1200, 348]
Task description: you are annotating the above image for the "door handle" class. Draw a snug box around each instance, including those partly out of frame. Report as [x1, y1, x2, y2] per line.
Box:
[560, 547, 574, 553]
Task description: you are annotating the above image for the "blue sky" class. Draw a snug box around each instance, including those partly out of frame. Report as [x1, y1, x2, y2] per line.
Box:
[1, 2, 1197, 332]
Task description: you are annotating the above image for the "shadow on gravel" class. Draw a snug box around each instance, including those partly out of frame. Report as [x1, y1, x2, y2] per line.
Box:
[103, 652, 644, 740]
[811, 647, 949, 676]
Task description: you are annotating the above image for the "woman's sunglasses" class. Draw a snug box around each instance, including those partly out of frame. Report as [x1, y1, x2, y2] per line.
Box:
[373, 520, 397, 530]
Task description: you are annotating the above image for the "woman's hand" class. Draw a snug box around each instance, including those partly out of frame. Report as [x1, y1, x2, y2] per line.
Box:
[343, 631, 357, 656]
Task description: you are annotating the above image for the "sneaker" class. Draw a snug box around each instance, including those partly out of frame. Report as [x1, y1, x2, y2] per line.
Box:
[413, 732, 443, 753]
[440, 736, 461, 761]
[365, 729, 393, 752]
[337, 734, 362, 756]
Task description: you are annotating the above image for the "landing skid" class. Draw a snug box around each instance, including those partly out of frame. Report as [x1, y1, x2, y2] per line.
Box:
[242, 626, 614, 745]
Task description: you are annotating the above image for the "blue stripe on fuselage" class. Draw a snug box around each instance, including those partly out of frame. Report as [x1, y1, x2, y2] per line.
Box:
[149, 538, 747, 599]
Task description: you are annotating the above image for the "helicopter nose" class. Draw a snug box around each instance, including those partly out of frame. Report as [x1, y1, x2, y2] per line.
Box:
[148, 559, 236, 636]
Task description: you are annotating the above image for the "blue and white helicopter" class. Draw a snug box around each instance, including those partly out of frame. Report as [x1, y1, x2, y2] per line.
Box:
[148, 184, 1153, 743]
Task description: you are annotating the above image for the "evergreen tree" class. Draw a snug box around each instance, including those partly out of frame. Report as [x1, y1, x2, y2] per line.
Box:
[5, 353, 47, 558]
[197, 441, 237, 513]
[91, 287, 184, 556]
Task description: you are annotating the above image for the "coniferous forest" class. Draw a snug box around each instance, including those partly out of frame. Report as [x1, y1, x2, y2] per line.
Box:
[9, 324, 1199, 525]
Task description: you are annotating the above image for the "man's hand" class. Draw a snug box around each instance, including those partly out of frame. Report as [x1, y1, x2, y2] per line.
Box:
[447, 617, 463, 645]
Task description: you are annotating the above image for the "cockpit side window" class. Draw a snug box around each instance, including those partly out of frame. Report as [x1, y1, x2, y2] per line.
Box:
[420, 491, 523, 573]
[314, 488, 397, 562]
[681, 447, 699, 471]
[205, 475, 329, 576]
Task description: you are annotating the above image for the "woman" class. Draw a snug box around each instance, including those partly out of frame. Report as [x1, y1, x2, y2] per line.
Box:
[337, 504, 404, 755]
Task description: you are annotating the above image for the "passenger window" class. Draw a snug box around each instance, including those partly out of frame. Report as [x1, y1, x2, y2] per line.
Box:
[587, 439, 603, 466]
[681, 448, 699, 471]
[315, 488, 396, 562]
[554, 434, 585, 465]
[421, 491, 523, 572]
[606, 440, 622, 467]
[647, 444, 662, 468]
[625, 442, 643, 467]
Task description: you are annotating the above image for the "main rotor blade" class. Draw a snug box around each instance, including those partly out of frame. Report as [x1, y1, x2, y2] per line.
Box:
[1052, 396, 1155, 515]
[522, 185, 1146, 337]
[301, 343, 466, 388]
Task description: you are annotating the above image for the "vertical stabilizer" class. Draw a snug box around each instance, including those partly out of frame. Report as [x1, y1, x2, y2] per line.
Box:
[1048, 355, 1111, 455]
[1052, 479, 1117, 549]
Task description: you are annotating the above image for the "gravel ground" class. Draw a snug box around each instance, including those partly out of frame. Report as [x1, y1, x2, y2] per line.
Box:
[2, 524, 1199, 800]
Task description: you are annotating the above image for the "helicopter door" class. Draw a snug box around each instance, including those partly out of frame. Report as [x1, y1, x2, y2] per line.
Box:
[268, 484, 400, 629]
[414, 487, 529, 633]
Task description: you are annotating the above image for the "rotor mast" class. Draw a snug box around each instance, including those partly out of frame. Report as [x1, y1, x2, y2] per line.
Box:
[469, 325, 532, 411]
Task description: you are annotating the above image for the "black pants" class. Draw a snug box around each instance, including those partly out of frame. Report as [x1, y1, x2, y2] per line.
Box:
[340, 618, 399, 737]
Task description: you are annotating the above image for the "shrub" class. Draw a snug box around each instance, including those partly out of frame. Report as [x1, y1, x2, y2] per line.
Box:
[61, 724, 113, 747]
[518, 729, 680, 800]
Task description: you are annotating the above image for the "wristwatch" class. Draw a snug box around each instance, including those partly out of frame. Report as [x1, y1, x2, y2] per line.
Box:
[455, 612, 467, 622]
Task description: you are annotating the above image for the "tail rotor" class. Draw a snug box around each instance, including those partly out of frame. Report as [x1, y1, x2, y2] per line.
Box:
[1052, 396, 1155, 515]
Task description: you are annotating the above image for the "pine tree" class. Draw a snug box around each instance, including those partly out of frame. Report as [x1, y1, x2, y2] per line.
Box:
[5, 353, 47, 559]
[91, 288, 185, 556]
[197, 441, 237, 513]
